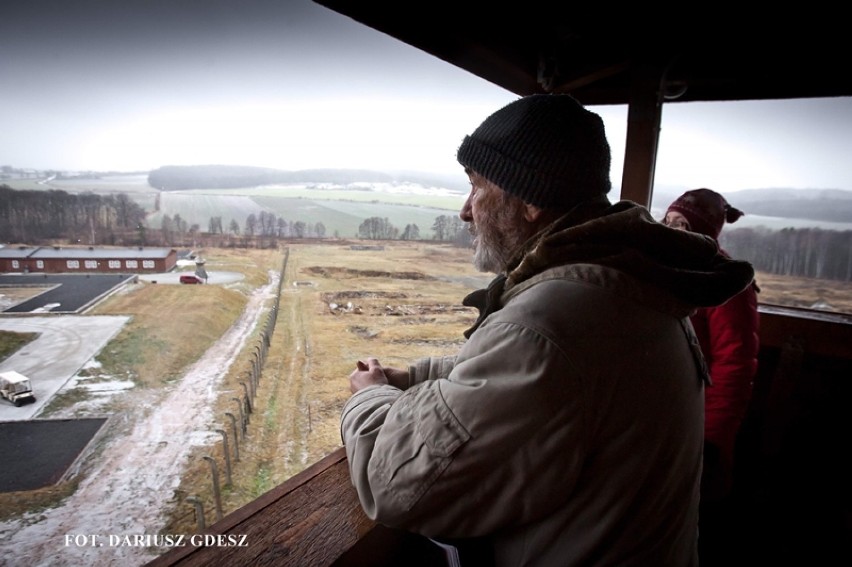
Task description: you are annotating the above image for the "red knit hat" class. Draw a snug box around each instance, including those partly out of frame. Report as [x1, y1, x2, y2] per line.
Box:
[666, 188, 744, 239]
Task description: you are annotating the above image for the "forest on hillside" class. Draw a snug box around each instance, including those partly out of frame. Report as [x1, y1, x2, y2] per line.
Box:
[723, 226, 852, 282]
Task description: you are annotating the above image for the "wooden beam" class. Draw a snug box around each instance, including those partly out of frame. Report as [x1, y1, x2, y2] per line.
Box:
[619, 61, 665, 206]
[551, 60, 630, 94]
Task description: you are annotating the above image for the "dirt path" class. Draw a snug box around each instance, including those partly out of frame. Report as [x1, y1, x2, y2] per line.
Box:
[0, 273, 279, 567]
[274, 292, 312, 476]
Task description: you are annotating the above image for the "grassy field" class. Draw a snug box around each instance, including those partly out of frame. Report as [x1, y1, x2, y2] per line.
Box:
[161, 241, 485, 533]
[202, 183, 466, 210]
[144, 192, 458, 239]
[0, 331, 38, 363]
[756, 271, 852, 312]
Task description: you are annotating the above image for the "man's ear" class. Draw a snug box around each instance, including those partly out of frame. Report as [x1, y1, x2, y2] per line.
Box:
[523, 203, 544, 222]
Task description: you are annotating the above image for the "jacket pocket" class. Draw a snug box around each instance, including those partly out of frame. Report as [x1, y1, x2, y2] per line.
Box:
[375, 384, 471, 510]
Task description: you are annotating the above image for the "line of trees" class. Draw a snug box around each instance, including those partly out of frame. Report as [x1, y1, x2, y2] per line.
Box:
[0, 185, 146, 245]
[1, 185, 473, 248]
[158, 213, 331, 248]
[6, 182, 846, 281]
[723, 227, 852, 282]
[197, 212, 328, 248]
[356, 215, 472, 246]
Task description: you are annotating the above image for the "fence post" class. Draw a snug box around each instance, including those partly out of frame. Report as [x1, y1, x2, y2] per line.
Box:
[240, 381, 252, 413]
[186, 496, 206, 531]
[202, 455, 224, 522]
[253, 344, 262, 387]
[232, 397, 247, 432]
[243, 375, 255, 405]
[225, 412, 241, 459]
[215, 429, 233, 487]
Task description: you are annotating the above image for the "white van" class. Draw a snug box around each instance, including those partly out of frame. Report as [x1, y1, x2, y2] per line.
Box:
[0, 371, 36, 406]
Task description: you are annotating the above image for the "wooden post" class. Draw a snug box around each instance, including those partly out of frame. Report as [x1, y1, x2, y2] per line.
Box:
[620, 60, 666, 207]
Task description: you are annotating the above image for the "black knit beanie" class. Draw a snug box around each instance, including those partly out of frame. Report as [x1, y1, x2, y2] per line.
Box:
[457, 94, 612, 211]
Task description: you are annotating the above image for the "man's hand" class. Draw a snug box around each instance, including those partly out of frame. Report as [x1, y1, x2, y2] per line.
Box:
[349, 358, 410, 393]
[383, 366, 410, 390]
[349, 357, 389, 393]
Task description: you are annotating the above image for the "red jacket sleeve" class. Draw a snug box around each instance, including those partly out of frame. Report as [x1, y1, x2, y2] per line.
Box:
[691, 281, 759, 458]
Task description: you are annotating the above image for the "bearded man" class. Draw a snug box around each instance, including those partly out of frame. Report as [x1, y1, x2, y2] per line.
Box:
[341, 94, 755, 566]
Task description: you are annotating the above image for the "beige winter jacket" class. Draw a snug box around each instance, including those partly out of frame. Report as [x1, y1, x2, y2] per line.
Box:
[341, 201, 754, 566]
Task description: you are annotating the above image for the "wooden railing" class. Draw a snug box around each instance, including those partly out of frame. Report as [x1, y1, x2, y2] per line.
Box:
[146, 448, 374, 566]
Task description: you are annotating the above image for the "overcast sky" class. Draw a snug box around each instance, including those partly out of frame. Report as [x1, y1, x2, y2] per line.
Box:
[2, 0, 851, 193]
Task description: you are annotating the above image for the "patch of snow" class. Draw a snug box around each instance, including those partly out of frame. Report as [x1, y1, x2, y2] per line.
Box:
[81, 360, 103, 371]
[78, 380, 135, 393]
[30, 302, 61, 313]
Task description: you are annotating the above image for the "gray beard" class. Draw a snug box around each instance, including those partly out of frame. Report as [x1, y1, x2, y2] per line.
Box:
[468, 191, 536, 274]
[473, 241, 504, 273]
[471, 225, 524, 274]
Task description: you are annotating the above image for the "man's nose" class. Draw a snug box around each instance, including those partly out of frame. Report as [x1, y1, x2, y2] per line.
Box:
[460, 194, 473, 221]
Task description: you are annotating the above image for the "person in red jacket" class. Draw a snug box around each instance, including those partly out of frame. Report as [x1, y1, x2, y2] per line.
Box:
[664, 188, 760, 564]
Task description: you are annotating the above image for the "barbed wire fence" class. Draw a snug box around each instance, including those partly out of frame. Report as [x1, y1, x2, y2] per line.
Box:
[185, 247, 289, 532]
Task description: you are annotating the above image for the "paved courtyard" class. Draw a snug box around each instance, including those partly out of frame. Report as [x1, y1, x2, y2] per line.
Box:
[0, 316, 129, 420]
[0, 270, 243, 420]
[0, 417, 109, 492]
[0, 273, 135, 313]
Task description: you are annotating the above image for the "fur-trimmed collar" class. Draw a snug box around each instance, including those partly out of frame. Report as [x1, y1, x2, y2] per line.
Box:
[463, 200, 755, 338]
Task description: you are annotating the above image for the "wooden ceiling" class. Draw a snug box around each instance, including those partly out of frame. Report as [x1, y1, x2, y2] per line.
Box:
[314, 3, 852, 105]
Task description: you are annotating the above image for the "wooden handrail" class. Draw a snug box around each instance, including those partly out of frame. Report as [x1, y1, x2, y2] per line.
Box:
[758, 304, 852, 358]
[146, 447, 375, 566]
